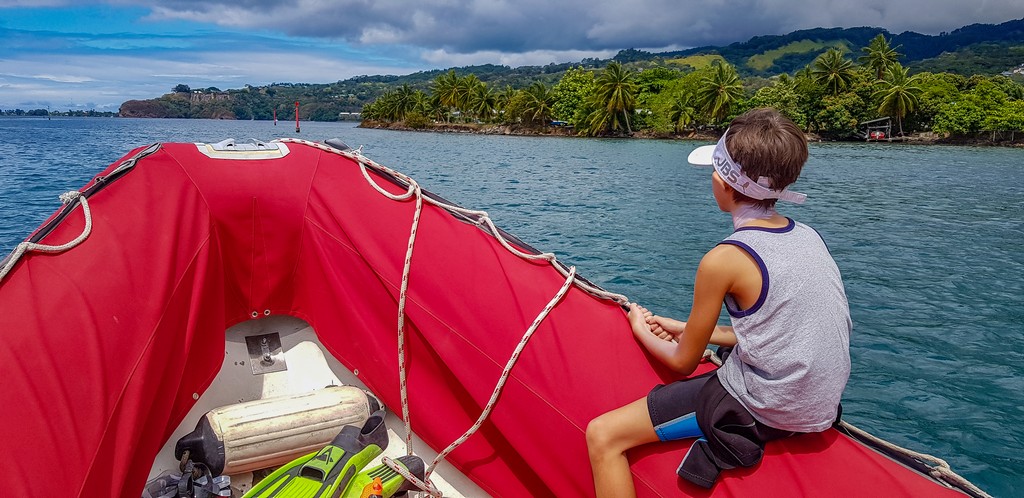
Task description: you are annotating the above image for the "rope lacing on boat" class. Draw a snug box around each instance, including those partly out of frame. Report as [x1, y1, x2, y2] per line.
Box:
[836, 421, 992, 498]
[701, 349, 992, 498]
[287, 137, 990, 497]
[0, 138, 989, 496]
[425, 266, 576, 479]
[0, 142, 158, 285]
[280, 138, 615, 496]
[0, 191, 92, 282]
[280, 138, 628, 305]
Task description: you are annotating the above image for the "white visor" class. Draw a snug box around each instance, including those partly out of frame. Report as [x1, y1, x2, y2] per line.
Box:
[687, 132, 806, 204]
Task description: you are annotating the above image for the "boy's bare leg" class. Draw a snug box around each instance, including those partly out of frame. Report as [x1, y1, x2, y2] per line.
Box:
[587, 396, 660, 498]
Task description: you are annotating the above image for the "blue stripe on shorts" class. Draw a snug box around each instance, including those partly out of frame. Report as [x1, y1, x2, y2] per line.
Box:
[653, 411, 704, 441]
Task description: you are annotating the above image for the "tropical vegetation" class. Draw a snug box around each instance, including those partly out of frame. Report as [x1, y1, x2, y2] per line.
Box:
[104, 19, 1024, 143]
[362, 36, 1024, 143]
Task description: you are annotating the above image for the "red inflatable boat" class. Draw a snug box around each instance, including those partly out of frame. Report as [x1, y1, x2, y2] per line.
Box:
[0, 139, 985, 497]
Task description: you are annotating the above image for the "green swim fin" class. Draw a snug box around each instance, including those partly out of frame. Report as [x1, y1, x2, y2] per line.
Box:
[242, 409, 388, 498]
[340, 455, 426, 498]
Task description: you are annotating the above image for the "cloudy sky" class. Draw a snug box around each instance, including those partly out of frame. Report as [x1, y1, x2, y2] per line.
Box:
[2, 1, 1023, 111]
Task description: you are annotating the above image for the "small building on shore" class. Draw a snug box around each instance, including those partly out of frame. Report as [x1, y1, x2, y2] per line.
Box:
[860, 117, 907, 142]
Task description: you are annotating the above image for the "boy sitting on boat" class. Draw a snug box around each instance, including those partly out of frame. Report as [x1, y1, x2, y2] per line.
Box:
[586, 108, 852, 495]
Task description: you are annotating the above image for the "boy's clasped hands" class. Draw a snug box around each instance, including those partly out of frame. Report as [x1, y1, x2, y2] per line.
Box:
[628, 303, 681, 342]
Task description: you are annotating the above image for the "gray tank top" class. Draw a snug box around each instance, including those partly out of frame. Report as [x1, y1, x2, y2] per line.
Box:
[716, 219, 851, 433]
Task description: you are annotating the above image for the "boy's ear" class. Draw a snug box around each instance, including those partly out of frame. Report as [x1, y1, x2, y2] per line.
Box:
[713, 170, 736, 195]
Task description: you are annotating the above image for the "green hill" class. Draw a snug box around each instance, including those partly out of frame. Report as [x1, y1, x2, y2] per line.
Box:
[656, 19, 1024, 76]
[119, 18, 1024, 120]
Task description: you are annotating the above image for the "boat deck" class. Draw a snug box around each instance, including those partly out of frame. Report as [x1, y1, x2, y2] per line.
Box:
[148, 315, 486, 497]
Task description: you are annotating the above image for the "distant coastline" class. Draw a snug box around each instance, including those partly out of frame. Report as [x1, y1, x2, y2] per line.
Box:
[358, 120, 1024, 147]
[3, 114, 1018, 147]
[0, 110, 118, 118]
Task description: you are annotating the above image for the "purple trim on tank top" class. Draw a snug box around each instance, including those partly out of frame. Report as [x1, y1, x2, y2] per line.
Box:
[808, 224, 832, 252]
[717, 240, 768, 317]
[733, 217, 795, 234]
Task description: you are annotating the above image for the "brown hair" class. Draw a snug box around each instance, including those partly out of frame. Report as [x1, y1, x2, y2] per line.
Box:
[724, 108, 808, 208]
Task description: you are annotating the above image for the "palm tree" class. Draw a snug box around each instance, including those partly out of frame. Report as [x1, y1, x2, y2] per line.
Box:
[669, 92, 697, 133]
[775, 73, 794, 88]
[455, 74, 482, 119]
[411, 90, 432, 116]
[696, 61, 744, 125]
[793, 65, 816, 90]
[495, 85, 517, 115]
[427, 93, 448, 122]
[431, 70, 461, 122]
[521, 82, 553, 125]
[874, 63, 922, 136]
[582, 107, 612, 136]
[380, 92, 401, 121]
[591, 61, 638, 134]
[859, 34, 902, 80]
[360, 97, 384, 121]
[812, 48, 855, 96]
[363, 90, 407, 122]
[393, 84, 417, 120]
[496, 85, 517, 108]
[468, 83, 497, 122]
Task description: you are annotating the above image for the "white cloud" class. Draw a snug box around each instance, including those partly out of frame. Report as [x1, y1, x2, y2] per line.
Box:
[27, 74, 96, 83]
[2, 0, 1022, 109]
[0, 51, 424, 110]
[117, 0, 1024, 52]
[420, 48, 617, 68]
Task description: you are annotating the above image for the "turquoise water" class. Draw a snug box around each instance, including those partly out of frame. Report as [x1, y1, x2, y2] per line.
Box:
[1, 117, 1022, 496]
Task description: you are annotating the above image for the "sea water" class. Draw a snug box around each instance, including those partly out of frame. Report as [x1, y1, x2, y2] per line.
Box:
[1, 117, 1021, 496]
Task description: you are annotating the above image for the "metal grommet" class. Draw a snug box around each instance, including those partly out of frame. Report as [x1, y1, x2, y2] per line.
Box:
[251, 311, 259, 318]
[353, 369, 359, 376]
[264, 309, 271, 316]
[192, 393, 199, 400]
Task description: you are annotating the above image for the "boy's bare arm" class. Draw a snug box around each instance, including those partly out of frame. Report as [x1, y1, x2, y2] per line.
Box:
[628, 247, 738, 374]
[710, 325, 737, 347]
[672, 248, 736, 372]
[645, 314, 736, 347]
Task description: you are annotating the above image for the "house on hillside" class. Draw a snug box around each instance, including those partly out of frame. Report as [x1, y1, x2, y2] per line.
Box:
[1000, 64, 1024, 77]
[190, 90, 230, 103]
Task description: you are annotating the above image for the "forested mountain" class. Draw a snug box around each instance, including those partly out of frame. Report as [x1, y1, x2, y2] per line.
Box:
[119, 18, 1024, 121]
[652, 18, 1024, 76]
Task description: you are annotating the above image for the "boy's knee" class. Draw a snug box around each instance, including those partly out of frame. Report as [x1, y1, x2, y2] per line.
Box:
[585, 414, 614, 454]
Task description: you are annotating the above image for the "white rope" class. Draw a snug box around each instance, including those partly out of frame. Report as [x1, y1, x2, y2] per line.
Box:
[0, 191, 92, 282]
[396, 189, 424, 457]
[277, 138, 628, 305]
[380, 456, 442, 498]
[0, 143, 158, 284]
[701, 349, 989, 498]
[425, 265, 577, 479]
[356, 160, 425, 454]
[702, 348, 722, 366]
[350, 137, 581, 491]
[837, 421, 992, 498]
[277, 139, 991, 498]
[293, 138, 979, 498]
[278, 139, 610, 496]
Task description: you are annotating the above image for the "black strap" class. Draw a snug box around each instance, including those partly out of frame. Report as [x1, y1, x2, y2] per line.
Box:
[177, 459, 217, 498]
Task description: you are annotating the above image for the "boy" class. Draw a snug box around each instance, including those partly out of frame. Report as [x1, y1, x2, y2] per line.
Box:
[586, 108, 851, 495]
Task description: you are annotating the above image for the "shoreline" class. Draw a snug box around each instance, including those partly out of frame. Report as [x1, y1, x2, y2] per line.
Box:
[359, 120, 1024, 147]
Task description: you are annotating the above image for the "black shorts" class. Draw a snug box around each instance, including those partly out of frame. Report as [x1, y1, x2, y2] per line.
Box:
[647, 358, 801, 488]
[647, 370, 716, 441]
